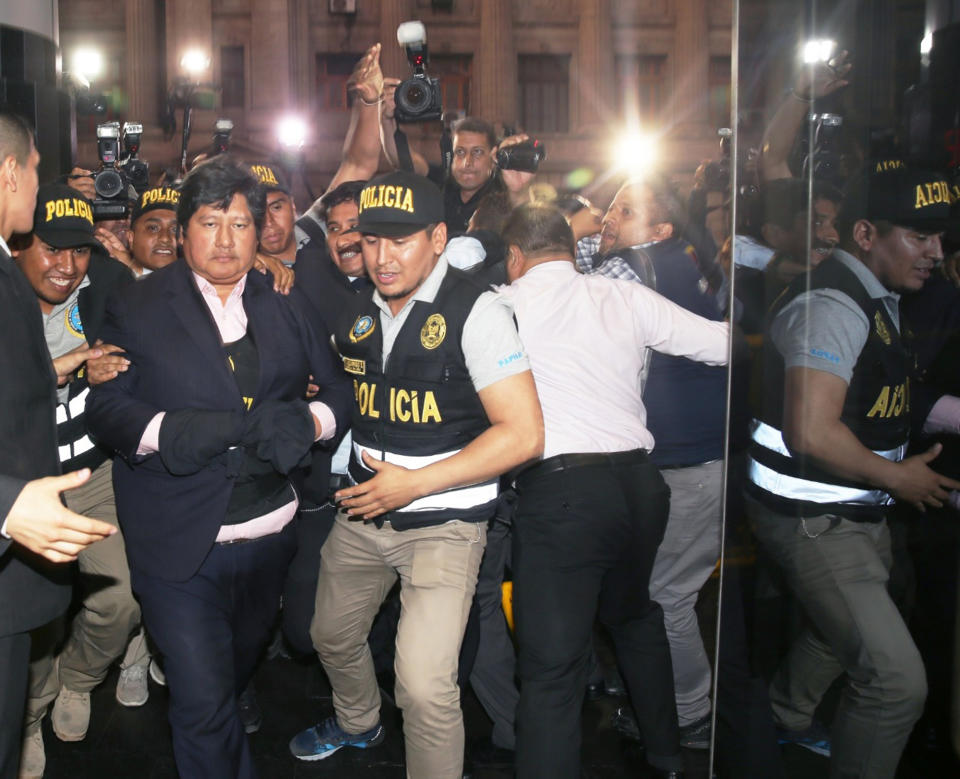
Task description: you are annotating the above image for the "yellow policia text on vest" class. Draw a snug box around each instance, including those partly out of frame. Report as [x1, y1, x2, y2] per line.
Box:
[359, 185, 415, 214]
[914, 180, 950, 209]
[866, 379, 910, 419]
[45, 198, 93, 224]
[353, 379, 442, 424]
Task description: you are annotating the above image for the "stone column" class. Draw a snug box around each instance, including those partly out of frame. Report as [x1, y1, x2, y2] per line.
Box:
[125, 0, 159, 122]
[478, 0, 517, 123]
[165, 0, 213, 87]
[576, 0, 614, 132]
[288, 0, 312, 107]
[251, 0, 293, 110]
[378, 0, 411, 83]
[673, 0, 711, 136]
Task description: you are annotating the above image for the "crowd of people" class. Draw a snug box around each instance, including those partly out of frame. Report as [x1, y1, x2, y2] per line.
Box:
[0, 36, 958, 779]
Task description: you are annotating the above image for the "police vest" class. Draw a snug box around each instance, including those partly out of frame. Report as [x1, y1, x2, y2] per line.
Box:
[336, 268, 496, 529]
[747, 256, 910, 520]
[56, 378, 109, 473]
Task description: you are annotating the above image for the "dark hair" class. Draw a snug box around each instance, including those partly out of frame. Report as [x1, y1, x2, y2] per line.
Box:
[501, 203, 575, 257]
[554, 194, 592, 217]
[621, 173, 685, 234]
[452, 117, 497, 149]
[762, 177, 843, 231]
[177, 156, 266, 234]
[469, 191, 513, 234]
[0, 112, 34, 166]
[317, 180, 366, 222]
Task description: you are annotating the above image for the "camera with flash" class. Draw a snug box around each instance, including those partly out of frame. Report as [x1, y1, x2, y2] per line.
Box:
[394, 21, 443, 124]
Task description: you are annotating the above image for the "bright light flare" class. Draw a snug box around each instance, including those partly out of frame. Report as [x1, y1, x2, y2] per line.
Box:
[610, 130, 660, 179]
[920, 32, 933, 55]
[71, 47, 103, 81]
[277, 116, 308, 149]
[179, 49, 211, 76]
[802, 39, 836, 64]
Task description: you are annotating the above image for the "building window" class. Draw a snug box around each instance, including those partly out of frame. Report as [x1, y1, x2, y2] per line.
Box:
[315, 53, 363, 110]
[428, 54, 472, 115]
[518, 54, 570, 133]
[615, 54, 667, 121]
[220, 46, 245, 108]
[708, 56, 732, 129]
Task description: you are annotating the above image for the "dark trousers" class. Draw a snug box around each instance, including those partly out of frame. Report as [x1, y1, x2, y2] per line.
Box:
[131, 525, 296, 779]
[512, 453, 682, 777]
[0, 632, 30, 779]
[282, 506, 337, 656]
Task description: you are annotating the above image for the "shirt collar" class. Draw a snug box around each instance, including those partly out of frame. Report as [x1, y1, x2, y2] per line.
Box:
[0, 235, 10, 258]
[832, 249, 900, 303]
[192, 271, 246, 304]
[46, 274, 92, 321]
[372, 253, 449, 319]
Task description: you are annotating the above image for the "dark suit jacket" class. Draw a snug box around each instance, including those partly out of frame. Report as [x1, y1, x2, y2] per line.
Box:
[289, 243, 372, 507]
[0, 250, 71, 636]
[86, 259, 352, 582]
[78, 252, 133, 345]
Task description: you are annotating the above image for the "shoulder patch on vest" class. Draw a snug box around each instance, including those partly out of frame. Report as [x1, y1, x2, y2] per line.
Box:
[350, 314, 376, 343]
[66, 302, 84, 338]
[420, 313, 447, 350]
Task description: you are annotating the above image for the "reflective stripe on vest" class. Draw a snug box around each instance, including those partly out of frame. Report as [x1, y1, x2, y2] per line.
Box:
[352, 441, 498, 514]
[748, 419, 905, 507]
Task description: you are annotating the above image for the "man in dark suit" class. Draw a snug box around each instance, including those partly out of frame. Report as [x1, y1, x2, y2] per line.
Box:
[0, 113, 117, 778]
[86, 156, 352, 779]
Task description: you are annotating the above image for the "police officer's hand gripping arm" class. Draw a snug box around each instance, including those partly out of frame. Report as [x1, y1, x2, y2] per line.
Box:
[783, 366, 960, 512]
[334, 370, 544, 520]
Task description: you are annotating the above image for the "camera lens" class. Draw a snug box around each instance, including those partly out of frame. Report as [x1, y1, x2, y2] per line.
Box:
[397, 78, 430, 116]
[95, 168, 125, 199]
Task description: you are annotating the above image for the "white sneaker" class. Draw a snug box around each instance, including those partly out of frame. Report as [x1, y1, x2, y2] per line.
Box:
[149, 658, 166, 687]
[51, 687, 90, 742]
[18, 727, 44, 779]
[116, 663, 149, 707]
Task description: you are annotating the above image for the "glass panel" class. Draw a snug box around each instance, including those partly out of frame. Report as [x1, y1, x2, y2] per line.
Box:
[722, 2, 960, 777]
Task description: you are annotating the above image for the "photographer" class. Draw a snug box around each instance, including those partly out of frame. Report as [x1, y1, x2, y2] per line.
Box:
[759, 50, 851, 183]
[379, 95, 534, 234]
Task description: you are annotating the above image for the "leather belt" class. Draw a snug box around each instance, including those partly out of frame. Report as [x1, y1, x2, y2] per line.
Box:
[514, 449, 648, 489]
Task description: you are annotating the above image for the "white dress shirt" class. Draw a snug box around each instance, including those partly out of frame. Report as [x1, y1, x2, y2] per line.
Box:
[498, 260, 729, 459]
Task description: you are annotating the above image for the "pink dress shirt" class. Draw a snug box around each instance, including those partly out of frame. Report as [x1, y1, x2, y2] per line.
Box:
[138, 273, 336, 542]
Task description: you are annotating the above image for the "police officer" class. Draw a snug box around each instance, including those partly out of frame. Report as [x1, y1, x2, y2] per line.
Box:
[290, 170, 543, 779]
[11, 183, 137, 776]
[746, 167, 960, 779]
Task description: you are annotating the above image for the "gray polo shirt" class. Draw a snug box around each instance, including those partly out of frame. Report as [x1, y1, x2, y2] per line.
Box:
[770, 249, 900, 385]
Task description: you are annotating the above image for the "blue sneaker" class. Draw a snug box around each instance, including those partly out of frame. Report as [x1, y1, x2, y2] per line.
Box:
[777, 721, 831, 757]
[289, 716, 385, 761]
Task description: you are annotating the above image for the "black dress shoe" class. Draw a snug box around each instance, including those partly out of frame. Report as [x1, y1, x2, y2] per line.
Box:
[238, 684, 262, 734]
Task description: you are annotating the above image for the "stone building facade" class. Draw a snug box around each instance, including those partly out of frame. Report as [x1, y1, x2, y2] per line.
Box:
[59, 0, 733, 202]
